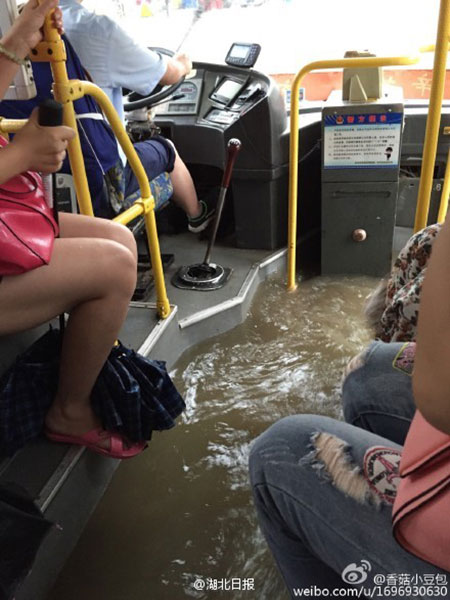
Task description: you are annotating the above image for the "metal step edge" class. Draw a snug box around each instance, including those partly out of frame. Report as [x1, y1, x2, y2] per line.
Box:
[134, 303, 178, 357]
[37, 446, 85, 512]
[178, 248, 287, 330]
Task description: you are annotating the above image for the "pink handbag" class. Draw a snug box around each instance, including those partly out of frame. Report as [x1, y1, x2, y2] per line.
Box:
[392, 410, 450, 571]
[0, 136, 59, 276]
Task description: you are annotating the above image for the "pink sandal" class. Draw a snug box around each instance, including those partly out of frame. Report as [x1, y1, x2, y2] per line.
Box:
[45, 427, 146, 459]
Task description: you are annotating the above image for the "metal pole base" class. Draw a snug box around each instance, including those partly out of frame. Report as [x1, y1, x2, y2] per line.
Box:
[171, 263, 232, 291]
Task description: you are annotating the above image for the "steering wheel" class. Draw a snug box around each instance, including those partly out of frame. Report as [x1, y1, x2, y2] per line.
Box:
[123, 47, 185, 111]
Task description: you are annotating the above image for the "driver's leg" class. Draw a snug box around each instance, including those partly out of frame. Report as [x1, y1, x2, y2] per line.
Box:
[169, 148, 202, 218]
[124, 137, 215, 232]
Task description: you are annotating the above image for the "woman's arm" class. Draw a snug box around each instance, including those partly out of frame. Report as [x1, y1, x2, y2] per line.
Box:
[0, 0, 62, 99]
[413, 215, 450, 434]
[0, 108, 75, 185]
[0, 1, 74, 184]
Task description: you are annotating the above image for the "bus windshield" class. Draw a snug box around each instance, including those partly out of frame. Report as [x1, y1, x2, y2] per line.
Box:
[84, 0, 445, 100]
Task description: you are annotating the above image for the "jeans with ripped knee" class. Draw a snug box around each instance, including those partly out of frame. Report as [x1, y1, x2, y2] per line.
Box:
[249, 414, 447, 599]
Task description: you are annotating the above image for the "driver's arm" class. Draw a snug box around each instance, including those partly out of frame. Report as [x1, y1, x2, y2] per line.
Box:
[159, 53, 192, 85]
[107, 21, 167, 96]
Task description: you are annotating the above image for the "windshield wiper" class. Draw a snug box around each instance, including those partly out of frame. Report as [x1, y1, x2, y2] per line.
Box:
[176, 7, 205, 53]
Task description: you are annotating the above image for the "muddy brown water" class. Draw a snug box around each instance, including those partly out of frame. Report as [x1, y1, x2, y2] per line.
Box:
[48, 274, 376, 600]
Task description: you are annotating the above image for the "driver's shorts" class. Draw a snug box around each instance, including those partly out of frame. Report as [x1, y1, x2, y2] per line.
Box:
[123, 135, 176, 200]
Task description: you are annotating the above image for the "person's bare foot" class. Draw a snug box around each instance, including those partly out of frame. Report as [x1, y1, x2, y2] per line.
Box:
[44, 401, 139, 452]
[45, 401, 105, 440]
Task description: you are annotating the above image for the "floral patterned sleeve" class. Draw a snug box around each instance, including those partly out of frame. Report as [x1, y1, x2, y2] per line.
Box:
[380, 223, 442, 342]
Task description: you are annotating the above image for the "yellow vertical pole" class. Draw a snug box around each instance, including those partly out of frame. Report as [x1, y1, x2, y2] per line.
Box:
[34, 2, 171, 319]
[143, 209, 170, 318]
[82, 82, 171, 319]
[438, 147, 450, 222]
[287, 68, 306, 292]
[38, 3, 94, 216]
[414, 0, 450, 232]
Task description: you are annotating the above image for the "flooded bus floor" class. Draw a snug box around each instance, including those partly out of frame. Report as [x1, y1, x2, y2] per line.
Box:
[48, 274, 377, 600]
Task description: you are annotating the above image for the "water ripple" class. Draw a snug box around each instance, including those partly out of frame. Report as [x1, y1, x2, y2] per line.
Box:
[49, 273, 376, 600]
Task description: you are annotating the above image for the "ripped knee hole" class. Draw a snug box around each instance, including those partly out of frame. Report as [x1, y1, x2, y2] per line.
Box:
[305, 432, 380, 506]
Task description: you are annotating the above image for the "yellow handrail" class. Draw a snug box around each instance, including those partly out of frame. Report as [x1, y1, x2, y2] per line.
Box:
[419, 33, 450, 54]
[77, 83, 170, 319]
[0, 118, 26, 133]
[414, 0, 450, 232]
[287, 54, 420, 291]
[438, 126, 450, 223]
[438, 148, 450, 222]
[39, 5, 93, 217]
[14, 1, 171, 319]
[420, 45, 438, 54]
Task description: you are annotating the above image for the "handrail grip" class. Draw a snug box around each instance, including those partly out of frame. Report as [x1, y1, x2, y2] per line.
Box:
[0, 118, 27, 133]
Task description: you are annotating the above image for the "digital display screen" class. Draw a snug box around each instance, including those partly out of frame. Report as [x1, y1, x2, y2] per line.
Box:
[230, 44, 250, 59]
[168, 103, 196, 113]
[214, 79, 242, 102]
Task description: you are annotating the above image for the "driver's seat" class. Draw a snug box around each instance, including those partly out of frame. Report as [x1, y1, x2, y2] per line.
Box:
[0, 35, 173, 219]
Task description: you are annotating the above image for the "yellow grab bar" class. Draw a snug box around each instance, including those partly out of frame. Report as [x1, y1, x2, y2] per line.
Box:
[420, 45, 438, 54]
[80, 83, 150, 200]
[79, 82, 170, 319]
[414, 0, 450, 232]
[0, 118, 27, 134]
[18, 1, 172, 319]
[37, 4, 94, 217]
[438, 148, 450, 223]
[438, 126, 450, 223]
[419, 33, 450, 54]
[287, 54, 420, 291]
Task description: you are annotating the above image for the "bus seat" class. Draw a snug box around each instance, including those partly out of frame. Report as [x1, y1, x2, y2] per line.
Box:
[123, 171, 173, 213]
[55, 171, 173, 218]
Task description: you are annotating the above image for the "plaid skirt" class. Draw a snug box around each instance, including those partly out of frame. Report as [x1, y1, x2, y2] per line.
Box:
[0, 329, 185, 456]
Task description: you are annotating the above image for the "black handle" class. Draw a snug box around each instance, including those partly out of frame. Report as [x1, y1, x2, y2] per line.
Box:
[38, 99, 63, 127]
[38, 100, 65, 334]
[37, 99, 64, 217]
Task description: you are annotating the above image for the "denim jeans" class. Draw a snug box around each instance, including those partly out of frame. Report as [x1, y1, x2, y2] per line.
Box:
[249, 414, 448, 599]
[342, 341, 416, 445]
